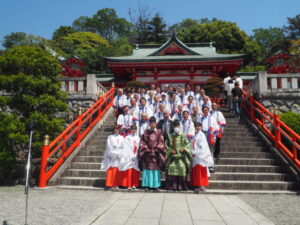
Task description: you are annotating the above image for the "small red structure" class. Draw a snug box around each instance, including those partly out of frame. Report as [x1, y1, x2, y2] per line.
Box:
[62, 55, 87, 77]
[267, 50, 293, 74]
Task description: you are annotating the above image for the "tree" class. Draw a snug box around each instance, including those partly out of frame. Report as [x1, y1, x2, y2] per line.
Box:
[72, 8, 134, 41]
[147, 13, 168, 43]
[52, 26, 76, 40]
[2, 32, 45, 49]
[0, 46, 68, 158]
[284, 14, 300, 40]
[128, 4, 153, 43]
[250, 27, 290, 59]
[177, 19, 248, 53]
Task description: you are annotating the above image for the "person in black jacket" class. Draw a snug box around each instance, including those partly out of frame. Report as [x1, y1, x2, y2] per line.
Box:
[157, 109, 174, 140]
[231, 82, 243, 119]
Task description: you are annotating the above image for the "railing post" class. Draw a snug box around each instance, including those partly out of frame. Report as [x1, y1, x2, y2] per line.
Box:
[292, 136, 297, 163]
[249, 91, 255, 122]
[39, 135, 50, 188]
[76, 107, 83, 147]
[61, 135, 67, 155]
[273, 107, 281, 148]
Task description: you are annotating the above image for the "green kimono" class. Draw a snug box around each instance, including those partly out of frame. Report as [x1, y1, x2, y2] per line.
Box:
[165, 133, 192, 176]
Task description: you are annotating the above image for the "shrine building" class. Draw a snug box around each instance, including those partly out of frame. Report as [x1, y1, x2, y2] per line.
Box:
[105, 33, 244, 88]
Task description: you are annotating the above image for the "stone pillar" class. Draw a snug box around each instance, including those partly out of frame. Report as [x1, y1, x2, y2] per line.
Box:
[86, 74, 97, 95]
[271, 78, 277, 89]
[281, 78, 288, 89]
[258, 71, 268, 96]
[291, 78, 298, 89]
[69, 81, 75, 93]
[78, 81, 84, 92]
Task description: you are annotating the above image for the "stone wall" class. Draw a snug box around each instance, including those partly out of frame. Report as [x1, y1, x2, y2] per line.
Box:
[260, 96, 300, 114]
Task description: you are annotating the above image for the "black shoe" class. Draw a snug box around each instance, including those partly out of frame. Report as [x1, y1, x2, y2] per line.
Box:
[209, 167, 215, 173]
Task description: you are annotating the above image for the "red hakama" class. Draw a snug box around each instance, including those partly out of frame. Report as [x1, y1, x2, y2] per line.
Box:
[190, 165, 209, 187]
[118, 169, 140, 187]
[105, 167, 122, 187]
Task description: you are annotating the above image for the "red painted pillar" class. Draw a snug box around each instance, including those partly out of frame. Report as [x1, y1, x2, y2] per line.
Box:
[39, 135, 50, 188]
[274, 114, 281, 148]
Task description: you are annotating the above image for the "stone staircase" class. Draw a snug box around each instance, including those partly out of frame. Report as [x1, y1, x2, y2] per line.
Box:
[57, 110, 299, 192]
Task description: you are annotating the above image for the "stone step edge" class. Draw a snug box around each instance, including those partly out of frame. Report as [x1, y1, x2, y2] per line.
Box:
[51, 185, 300, 195]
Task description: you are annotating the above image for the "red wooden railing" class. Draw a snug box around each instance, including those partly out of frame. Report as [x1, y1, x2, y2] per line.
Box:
[241, 90, 300, 169]
[39, 87, 115, 187]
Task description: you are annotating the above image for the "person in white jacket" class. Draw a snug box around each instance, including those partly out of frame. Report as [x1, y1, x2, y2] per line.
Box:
[190, 122, 214, 192]
[100, 125, 124, 189]
[118, 125, 140, 189]
[180, 110, 195, 142]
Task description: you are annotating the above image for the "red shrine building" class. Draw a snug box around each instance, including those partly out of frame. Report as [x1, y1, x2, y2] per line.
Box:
[105, 33, 244, 88]
[267, 50, 300, 74]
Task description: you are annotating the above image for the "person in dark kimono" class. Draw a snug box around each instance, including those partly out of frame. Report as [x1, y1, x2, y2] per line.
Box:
[138, 116, 165, 191]
[165, 119, 192, 191]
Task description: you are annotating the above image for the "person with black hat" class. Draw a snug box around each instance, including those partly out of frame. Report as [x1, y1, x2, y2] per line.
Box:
[138, 116, 165, 191]
[165, 119, 192, 191]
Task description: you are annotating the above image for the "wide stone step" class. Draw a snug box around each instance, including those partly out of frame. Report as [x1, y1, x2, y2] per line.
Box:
[221, 136, 258, 142]
[210, 172, 292, 181]
[70, 162, 101, 169]
[222, 133, 255, 137]
[220, 141, 265, 147]
[217, 158, 280, 165]
[63, 169, 105, 177]
[73, 156, 103, 163]
[220, 146, 267, 152]
[59, 177, 297, 191]
[219, 152, 274, 158]
[207, 180, 297, 190]
[224, 128, 251, 132]
[214, 165, 287, 173]
[78, 150, 103, 156]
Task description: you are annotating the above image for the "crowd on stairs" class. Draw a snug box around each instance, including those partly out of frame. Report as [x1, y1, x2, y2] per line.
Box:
[101, 78, 244, 193]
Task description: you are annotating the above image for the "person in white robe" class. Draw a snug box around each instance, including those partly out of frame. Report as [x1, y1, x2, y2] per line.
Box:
[129, 98, 139, 122]
[190, 122, 214, 192]
[136, 113, 149, 137]
[138, 98, 153, 120]
[210, 103, 226, 162]
[113, 88, 127, 117]
[185, 95, 197, 114]
[118, 125, 140, 189]
[180, 110, 195, 141]
[167, 93, 179, 116]
[100, 125, 124, 188]
[154, 103, 166, 122]
[117, 105, 133, 136]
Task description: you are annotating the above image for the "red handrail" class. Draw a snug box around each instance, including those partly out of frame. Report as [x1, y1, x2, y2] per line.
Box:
[241, 90, 300, 169]
[39, 87, 115, 187]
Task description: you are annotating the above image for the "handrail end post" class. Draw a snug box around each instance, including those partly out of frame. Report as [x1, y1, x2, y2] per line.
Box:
[39, 135, 50, 188]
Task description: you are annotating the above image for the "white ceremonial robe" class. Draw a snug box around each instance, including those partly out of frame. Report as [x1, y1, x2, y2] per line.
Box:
[117, 114, 133, 131]
[186, 91, 195, 97]
[100, 134, 124, 171]
[113, 95, 127, 109]
[201, 115, 219, 133]
[191, 131, 214, 167]
[138, 106, 153, 120]
[177, 95, 188, 105]
[154, 111, 164, 122]
[129, 105, 139, 121]
[181, 119, 195, 139]
[172, 112, 184, 121]
[150, 102, 160, 114]
[136, 120, 149, 137]
[118, 134, 140, 171]
[210, 110, 226, 132]
[167, 100, 179, 115]
[184, 102, 197, 114]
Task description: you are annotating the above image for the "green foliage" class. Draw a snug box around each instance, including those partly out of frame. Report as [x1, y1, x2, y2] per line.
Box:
[239, 65, 267, 72]
[72, 8, 134, 41]
[204, 77, 223, 96]
[0, 46, 68, 181]
[0, 113, 27, 183]
[250, 27, 290, 60]
[177, 19, 248, 53]
[280, 111, 300, 135]
[284, 14, 300, 40]
[126, 80, 145, 88]
[2, 32, 46, 49]
[52, 26, 76, 40]
[0, 46, 61, 79]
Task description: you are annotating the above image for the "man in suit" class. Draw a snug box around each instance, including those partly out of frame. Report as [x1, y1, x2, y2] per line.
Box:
[157, 109, 174, 140]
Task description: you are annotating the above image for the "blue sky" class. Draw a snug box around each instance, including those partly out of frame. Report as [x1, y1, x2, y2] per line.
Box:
[0, 0, 299, 45]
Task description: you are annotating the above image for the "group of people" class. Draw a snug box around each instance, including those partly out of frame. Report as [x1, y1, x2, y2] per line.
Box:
[100, 84, 226, 192]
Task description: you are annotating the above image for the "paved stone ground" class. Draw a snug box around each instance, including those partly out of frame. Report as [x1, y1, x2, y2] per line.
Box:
[0, 186, 299, 225]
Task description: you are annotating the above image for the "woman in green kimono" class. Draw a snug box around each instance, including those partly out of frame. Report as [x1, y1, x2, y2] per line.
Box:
[165, 119, 192, 191]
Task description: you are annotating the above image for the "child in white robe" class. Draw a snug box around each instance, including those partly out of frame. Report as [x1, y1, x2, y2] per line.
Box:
[118, 125, 140, 189]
